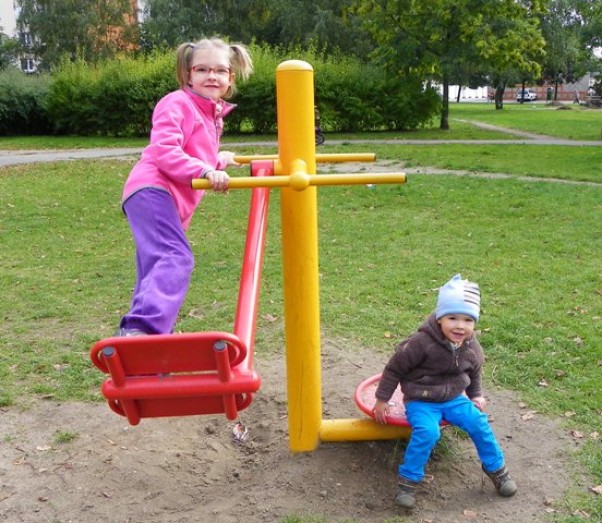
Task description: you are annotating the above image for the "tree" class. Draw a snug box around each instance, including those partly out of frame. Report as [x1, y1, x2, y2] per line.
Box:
[351, 0, 546, 125]
[480, 1, 547, 109]
[140, 0, 373, 58]
[572, 0, 602, 84]
[139, 0, 219, 51]
[0, 30, 20, 70]
[16, 0, 139, 71]
[539, 0, 586, 100]
[577, 0, 602, 50]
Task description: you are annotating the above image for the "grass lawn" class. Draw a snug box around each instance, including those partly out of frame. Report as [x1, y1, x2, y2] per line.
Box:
[0, 103, 601, 522]
[449, 101, 602, 141]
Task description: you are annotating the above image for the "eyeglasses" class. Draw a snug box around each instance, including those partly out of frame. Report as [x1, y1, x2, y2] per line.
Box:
[191, 65, 231, 78]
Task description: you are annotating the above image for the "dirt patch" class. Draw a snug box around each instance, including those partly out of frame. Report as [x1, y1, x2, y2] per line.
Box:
[1, 341, 580, 523]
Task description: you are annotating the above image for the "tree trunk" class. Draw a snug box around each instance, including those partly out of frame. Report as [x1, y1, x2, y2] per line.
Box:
[440, 77, 450, 130]
[494, 81, 506, 110]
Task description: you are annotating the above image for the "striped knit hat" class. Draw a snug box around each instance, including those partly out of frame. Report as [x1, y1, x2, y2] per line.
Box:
[435, 274, 481, 322]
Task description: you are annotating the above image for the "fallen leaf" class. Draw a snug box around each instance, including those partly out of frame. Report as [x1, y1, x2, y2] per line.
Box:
[563, 411, 576, 418]
[462, 509, 478, 518]
[570, 429, 584, 439]
[186, 308, 204, 319]
[538, 379, 549, 388]
[590, 485, 602, 495]
[36, 445, 51, 452]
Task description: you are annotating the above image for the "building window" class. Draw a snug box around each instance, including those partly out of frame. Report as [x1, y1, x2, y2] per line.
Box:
[19, 31, 33, 47]
[21, 58, 36, 73]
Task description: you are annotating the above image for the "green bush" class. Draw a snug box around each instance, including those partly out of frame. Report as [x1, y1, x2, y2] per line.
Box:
[225, 43, 281, 134]
[0, 69, 52, 135]
[45, 53, 177, 137]
[28, 44, 439, 137]
[44, 60, 101, 135]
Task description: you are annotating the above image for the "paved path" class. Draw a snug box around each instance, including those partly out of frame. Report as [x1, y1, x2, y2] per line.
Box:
[0, 121, 600, 168]
[0, 147, 144, 167]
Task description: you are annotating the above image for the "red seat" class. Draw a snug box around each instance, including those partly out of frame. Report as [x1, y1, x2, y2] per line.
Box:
[90, 331, 261, 425]
[355, 374, 449, 427]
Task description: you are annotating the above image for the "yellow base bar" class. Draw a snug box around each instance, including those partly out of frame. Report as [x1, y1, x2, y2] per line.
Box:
[320, 418, 411, 442]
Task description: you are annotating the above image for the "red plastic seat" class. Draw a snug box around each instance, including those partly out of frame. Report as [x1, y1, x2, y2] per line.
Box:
[90, 331, 261, 425]
[355, 373, 449, 427]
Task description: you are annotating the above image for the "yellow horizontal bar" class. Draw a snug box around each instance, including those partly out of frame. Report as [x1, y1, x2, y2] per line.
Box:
[313, 172, 406, 186]
[320, 418, 410, 442]
[191, 172, 406, 191]
[192, 176, 288, 190]
[234, 154, 278, 164]
[233, 153, 376, 165]
[316, 153, 376, 163]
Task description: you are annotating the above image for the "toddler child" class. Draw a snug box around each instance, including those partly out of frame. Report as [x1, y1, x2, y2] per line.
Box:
[373, 274, 517, 508]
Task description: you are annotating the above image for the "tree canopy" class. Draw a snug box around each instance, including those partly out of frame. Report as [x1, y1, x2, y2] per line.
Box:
[351, 0, 547, 123]
[140, 0, 372, 57]
[11, 0, 602, 118]
[16, 0, 139, 70]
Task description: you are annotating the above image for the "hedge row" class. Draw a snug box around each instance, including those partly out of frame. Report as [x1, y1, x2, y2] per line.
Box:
[1, 45, 440, 137]
[0, 68, 53, 135]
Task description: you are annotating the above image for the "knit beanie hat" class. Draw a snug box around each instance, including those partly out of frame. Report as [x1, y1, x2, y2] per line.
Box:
[435, 274, 480, 322]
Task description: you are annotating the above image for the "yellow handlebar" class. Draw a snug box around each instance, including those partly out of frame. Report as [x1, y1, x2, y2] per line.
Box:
[191, 172, 406, 191]
[193, 152, 404, 191]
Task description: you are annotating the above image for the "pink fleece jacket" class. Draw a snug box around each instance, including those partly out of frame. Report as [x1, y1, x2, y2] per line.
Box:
[123, 87, 235, 229]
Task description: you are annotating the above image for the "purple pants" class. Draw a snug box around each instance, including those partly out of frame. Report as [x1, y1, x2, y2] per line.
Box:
[119, 188, 195, 334]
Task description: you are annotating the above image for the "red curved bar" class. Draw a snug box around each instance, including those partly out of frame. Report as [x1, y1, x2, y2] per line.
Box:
[234, 161, 272, 371]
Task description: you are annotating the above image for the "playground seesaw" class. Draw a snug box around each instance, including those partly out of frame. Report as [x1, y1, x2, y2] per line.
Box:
[90, 60, 413, 451]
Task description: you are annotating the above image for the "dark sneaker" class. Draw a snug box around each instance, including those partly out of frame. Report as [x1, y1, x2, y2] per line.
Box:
[482, 465, 517, 497]
[395, 477, 420, 508]
[114, 327, 148, 337]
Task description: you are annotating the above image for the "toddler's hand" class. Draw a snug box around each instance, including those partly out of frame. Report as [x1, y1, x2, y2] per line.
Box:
[373, 399, 390, 424]
[205, 170, 230, 193]
[472, 396, 487, 410]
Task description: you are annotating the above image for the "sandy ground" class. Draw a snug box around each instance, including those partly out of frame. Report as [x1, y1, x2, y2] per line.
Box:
[1, 340, 583, 523]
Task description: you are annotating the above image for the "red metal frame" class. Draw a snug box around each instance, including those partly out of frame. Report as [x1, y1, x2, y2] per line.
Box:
[90, 162, 273, 425]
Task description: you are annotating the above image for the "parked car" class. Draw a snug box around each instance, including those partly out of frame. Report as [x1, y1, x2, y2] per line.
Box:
[516, 88, 538, 102]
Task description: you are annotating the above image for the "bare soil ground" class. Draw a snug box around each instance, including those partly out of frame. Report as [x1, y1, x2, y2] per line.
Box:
[1, 340, 581, 523]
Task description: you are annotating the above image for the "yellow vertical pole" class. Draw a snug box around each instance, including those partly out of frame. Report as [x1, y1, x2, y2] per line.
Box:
[276, 60, 321, 452]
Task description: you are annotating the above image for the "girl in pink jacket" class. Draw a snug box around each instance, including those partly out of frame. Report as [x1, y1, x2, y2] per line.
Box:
[116, 37, 253, 336]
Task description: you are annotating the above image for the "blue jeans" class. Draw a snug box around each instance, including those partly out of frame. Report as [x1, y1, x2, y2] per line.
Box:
[119, 188, 195, 334]
[399, 395, 505, 483]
